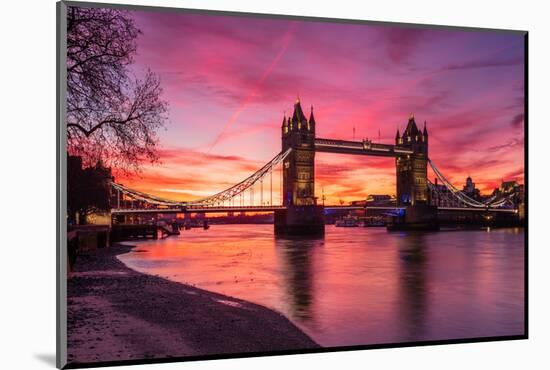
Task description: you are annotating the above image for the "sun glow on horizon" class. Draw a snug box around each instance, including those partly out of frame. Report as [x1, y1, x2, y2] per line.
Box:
[113, 9, 524, 204]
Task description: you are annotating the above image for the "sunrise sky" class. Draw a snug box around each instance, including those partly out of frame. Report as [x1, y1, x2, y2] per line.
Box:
[117, 9, 525, 204]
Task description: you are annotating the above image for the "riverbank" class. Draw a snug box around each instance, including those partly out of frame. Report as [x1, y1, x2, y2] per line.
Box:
[67, 244, 319, 366]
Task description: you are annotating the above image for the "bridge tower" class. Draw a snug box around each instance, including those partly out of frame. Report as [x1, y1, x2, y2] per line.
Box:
[282, 99, 316, 206]
[392, 115, 438, 229]
[275, 99, 324, 236]
[396, 114, 429, 205]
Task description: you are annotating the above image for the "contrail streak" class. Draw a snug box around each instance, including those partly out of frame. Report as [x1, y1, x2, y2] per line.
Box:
[207, 22, 298, 153]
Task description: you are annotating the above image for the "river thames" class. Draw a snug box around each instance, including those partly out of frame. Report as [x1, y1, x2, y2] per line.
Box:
[119, 225, 524, 347]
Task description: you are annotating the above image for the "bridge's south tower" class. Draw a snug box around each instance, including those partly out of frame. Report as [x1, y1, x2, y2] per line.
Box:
[392, 115, 437, 230]
[276, 99, 324, 236]
[395, 114, 429, 206]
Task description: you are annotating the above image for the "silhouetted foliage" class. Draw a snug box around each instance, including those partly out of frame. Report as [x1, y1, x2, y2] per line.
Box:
[67, 156, 112, 225]
[66, 6, 167, 174]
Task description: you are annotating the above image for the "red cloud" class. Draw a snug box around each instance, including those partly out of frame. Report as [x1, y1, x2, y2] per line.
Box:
[110, 10, 525, 203]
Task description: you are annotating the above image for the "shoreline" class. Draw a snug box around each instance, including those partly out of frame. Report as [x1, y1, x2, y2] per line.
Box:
[67, 244, 319, 366]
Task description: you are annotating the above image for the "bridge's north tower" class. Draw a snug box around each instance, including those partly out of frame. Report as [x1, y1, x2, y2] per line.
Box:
[275, 99, 324, 235]
[281, 99, 316, 206]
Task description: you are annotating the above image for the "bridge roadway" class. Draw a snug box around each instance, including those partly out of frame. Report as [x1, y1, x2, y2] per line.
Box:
[111, 205, 287, 215]
[110, 205, 517, 215]
[315, 138, 414, 157]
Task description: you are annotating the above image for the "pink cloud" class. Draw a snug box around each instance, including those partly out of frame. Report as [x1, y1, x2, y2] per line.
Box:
[105, 8, 525, 203]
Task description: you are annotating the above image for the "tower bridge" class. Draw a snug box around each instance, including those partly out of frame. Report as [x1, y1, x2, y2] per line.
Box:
[109, 99, 522, 234]
[277, 100, 432, 234]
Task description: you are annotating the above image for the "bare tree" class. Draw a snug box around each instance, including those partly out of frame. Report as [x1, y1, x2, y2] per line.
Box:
[66, 6, 167, 173]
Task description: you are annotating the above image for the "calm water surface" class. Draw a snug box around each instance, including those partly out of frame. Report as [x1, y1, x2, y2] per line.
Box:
[119, 225, 525, 347]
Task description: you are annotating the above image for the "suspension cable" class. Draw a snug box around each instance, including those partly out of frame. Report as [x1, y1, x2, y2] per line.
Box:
[428, 159, 515, 209]
[111, 148, 292, 207]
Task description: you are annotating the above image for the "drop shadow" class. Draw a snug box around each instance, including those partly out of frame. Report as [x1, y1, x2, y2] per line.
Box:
[34, 353, 57, 367]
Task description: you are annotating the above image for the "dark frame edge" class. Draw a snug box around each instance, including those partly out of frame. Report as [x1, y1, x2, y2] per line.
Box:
[523, 31, 529, 339]
[57, 1, 68, 369]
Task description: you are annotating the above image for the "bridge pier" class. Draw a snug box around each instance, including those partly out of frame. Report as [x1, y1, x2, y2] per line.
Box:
[387, 204, 439, 231]
[274, 206, 325, 236]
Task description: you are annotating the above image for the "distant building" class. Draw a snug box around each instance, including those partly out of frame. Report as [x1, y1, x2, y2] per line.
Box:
[428, 178, 460, 207]
[492, 180, 524, 209]
[366, 194, 393, 204]
[349, 200, 367, 207]
[428, 174, 524, 212]
[350, 195, 395, 207]
[429, 176, 484, 207]
[462, 176, 481, 201]
[500, 180, 519, 193]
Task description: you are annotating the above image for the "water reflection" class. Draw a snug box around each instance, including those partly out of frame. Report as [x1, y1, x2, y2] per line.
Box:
[397, 232, 428, 340]
[120, 225, 525, 347]
[276, 237, 323, 321]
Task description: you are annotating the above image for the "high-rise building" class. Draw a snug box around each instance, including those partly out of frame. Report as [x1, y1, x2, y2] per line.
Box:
[463, 176, 481, 200]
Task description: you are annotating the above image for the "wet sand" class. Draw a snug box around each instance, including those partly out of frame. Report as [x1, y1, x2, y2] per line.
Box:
[67, 244, 319, 366]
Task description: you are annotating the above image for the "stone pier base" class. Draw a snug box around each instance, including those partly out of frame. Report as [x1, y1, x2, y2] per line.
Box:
[274, 206, 325, 236]
[387, 204, 439, 231]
